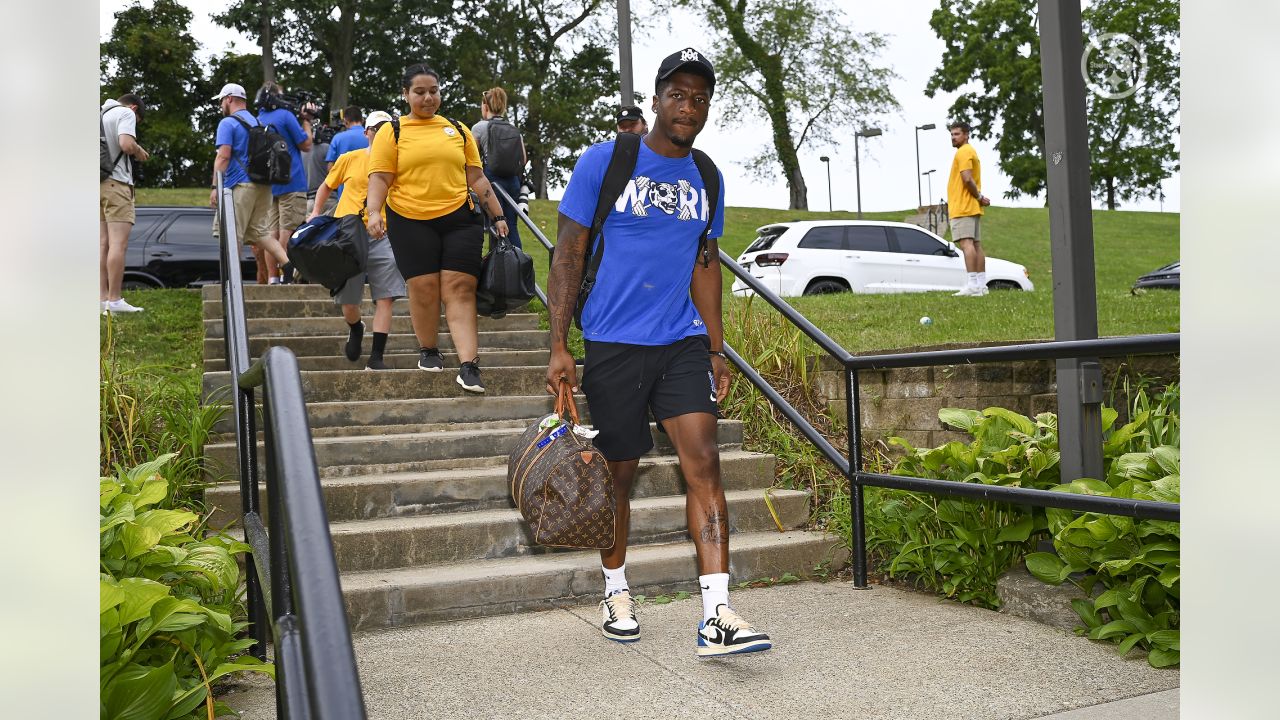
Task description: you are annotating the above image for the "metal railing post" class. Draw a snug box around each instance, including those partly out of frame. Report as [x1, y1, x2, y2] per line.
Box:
[847, 367, 869, 589]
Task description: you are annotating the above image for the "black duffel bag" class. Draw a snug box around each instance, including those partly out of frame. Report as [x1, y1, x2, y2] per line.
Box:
[476, 235, 536, 319]
[287, 214, 369, 292]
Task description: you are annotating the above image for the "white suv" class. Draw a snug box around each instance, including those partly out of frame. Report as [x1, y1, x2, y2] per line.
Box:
[730, 220, 1033, 297]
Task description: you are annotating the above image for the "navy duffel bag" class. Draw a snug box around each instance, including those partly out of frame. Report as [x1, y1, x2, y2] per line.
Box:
[287, 214, 369, 292]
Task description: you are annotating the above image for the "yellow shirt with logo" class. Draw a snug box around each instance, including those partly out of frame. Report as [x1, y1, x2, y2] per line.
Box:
[367, 115, 481, 220]
[324, 149, 380, 219]
[947, 143, 983, 218]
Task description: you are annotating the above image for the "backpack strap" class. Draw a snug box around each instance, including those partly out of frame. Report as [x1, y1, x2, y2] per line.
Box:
[100, 108, 126, 175]
[690, 149, 720, 268]
[574, 132, 642, 329]
[228, 113, 260, 179]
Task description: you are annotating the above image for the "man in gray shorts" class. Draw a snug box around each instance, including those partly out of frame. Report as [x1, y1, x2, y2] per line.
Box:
[308, 111, 406, 369]
[945, 120, 991, 296]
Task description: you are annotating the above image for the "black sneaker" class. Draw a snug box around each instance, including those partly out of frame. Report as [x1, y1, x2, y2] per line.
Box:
[457, 359, 485, 393]
[365, 357, 388, 370]
[417, 347, 444, 372]
[696, 604, 772, 657]
[345, 322, 364, 361]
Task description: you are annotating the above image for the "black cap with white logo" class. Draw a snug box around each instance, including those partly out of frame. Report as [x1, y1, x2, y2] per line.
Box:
[616, 105, 645, 123]
[655, 48, 716, 98]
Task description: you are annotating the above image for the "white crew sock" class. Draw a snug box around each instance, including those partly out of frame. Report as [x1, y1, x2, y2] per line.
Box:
[699, 573, 730, 621]
[977, 271, 987, 287]
[967, 272, 979, 288]
[603, 563, 629, 597]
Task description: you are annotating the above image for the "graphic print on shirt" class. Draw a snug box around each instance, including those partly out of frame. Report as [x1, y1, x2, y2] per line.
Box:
[614, 176, 709, 222]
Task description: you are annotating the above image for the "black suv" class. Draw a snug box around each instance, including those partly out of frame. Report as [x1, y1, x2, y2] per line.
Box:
[123, 206, 258, 289]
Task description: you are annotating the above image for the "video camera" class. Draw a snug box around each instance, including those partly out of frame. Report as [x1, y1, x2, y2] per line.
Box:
[256, 87, 323, 123]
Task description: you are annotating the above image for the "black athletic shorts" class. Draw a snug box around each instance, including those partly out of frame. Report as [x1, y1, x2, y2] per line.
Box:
[385, 202, 484, 280]
[581, 334, 720, 462]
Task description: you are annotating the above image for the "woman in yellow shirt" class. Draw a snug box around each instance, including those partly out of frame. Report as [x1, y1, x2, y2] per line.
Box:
[366, 63, 510, 393]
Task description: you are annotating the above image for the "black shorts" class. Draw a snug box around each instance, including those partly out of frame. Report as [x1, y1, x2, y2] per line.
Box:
[385, 202, 484, 279]
[581, 334, 719, 462]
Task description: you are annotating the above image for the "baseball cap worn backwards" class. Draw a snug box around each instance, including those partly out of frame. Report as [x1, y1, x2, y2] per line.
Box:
[365, 111, 393, 128]
[655, 48, 715, 97]
[212, 83, 247, 101]
[616, 105, 644, 123]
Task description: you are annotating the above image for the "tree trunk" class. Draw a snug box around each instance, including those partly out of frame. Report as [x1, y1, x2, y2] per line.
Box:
[329, 1, 356, 112]
[1106, 176, 1116, 210]
[260, 0, 275, 86]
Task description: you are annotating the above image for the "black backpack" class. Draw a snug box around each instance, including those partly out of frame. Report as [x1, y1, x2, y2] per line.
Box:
[99, 108, 126, 182]
[573, 133, 721, 329]
[482, 117, 525, 178]
[231, 115, 292, 185]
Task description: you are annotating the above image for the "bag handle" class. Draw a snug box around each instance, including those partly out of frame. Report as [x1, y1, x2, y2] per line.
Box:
[553, 379, 581, 425]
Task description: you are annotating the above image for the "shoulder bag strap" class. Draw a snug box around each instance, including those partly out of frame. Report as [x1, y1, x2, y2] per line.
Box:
[578, 132, 642, 299]
[690, 148, 720, 268]
[101, 109, 126, 173]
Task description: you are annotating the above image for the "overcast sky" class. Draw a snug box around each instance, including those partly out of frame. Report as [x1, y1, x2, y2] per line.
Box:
[100, 0, 1180, 213]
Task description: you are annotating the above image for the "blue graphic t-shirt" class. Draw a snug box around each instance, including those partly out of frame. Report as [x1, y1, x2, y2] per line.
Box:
[257, 108, 309, 195]
[214, 109, 258, 188]
[558, 139, 725, 345]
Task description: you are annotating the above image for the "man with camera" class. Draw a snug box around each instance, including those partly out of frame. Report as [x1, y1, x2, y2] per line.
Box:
[100, 93, 149, 314]
[257, 82, 313, 284]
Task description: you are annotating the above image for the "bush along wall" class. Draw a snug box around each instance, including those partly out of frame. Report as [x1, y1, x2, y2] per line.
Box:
[834, 384, 1179, 668]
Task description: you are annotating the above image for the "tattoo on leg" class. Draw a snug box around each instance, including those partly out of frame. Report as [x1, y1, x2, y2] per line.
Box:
[699, 510, 729, 545]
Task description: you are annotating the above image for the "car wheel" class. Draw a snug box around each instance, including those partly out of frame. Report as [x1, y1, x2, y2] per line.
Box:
[122, 278, 162, 291]
[987, 280, 1022, 291]
[804, 279, 849, 296]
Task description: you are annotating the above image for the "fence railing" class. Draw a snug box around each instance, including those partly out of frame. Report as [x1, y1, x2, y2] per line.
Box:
[491, 182, 1180, 589]
[216, 173, 367, 720]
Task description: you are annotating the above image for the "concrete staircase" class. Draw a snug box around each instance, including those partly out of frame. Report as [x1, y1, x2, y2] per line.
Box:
[200, 284, 846, 632]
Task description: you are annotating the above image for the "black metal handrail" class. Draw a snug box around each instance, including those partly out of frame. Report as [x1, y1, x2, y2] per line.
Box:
[216, 173, 367, 720]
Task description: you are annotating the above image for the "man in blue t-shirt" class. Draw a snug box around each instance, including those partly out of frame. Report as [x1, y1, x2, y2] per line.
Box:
[257, 83, 312, 283]
[209, 83, 290, 280]
[322, 106, 370, 205]
[547, 48, 771, 658]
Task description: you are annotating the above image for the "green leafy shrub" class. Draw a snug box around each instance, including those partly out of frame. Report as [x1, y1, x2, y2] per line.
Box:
[101, 454, 272, 719]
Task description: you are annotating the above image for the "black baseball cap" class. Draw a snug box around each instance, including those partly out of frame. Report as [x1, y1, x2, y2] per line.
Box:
[616, 105, 645, 124]
[655, 48, 715, 98]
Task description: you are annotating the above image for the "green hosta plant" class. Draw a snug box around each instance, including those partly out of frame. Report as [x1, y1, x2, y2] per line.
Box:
[101, 454, 272, 720]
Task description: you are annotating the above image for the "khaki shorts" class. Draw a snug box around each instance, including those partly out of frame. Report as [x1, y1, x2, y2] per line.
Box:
[267, 191, 308, 234]
[220, 182, 272, 247]
[949, 215, 981, 242]
[100, 178, 135, 224]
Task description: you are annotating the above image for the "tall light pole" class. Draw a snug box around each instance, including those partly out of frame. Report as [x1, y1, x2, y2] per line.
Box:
[617, 0, 634, 104]
[914, 123, 936, 209]
[820, 156, 832, 212]
[922, 169, 936, 206]
[854, 127, 882, 219]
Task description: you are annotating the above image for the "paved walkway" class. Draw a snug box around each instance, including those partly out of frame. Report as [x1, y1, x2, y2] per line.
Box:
[220, 581, 1178, 719]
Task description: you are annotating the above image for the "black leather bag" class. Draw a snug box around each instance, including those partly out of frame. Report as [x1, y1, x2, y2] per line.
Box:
[476, 236, 536, 319]
[287, 214, 369, 292]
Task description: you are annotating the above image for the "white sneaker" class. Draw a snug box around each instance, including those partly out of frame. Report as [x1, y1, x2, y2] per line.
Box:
[696, 604, 772, 656]
[600, 590, 640, 642]
[976, 285, 990, 296]
[953, 286, 980, 297]
[105, 299, 144, 314]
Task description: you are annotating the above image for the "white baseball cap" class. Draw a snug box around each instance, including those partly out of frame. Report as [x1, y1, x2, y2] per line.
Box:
[365, 111, 393, 129]
[212, 83, 247, 101]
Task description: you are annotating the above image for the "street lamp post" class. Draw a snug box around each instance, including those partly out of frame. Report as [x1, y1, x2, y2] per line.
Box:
[914, 123, 936, 209]
[617, 0, 634, 105]
[820, 156, 832, 212]
[854, 127, 882, 219]
[922, 169, 936, 206]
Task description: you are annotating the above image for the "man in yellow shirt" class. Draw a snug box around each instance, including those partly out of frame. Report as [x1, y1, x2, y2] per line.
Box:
[308, 110, 406, 369]
[946, 121, 992, 296]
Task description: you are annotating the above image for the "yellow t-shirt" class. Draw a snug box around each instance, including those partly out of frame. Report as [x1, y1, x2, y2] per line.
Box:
[947, 143, 983, 218]
[324, 149, 379, 219]
[367, 114, 481, 220]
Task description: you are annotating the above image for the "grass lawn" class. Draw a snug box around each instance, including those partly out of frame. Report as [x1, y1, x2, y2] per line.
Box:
[101, 287, 204, 394]
[138, 188, 1178, 352]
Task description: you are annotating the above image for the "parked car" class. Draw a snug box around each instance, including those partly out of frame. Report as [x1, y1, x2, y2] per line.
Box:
[729, 220, 1033, 297]
[1133, 261, 1179, 291]
[122, 206, 257, 289]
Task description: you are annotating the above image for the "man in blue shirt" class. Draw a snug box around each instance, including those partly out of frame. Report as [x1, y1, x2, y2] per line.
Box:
[257, 83, 312, 283]
[547, 48, 771, 657]
[209, 83, 290, 277]
[325, 106, 370, 170]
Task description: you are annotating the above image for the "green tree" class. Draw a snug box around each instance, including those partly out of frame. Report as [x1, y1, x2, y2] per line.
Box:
[100, 0, 210, 187]
[926, 0, 1179, 209]
[674, 0, 899, 210]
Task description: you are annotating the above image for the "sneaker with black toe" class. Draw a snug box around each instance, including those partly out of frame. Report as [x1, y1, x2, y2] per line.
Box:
[345, 322, 364, 361]
[696, 604, 772, 657]
[417, 347, 444, 372]
[600, 590, 640, 642]
[365, 357, 388, 370]
[457, 359, 485, 393]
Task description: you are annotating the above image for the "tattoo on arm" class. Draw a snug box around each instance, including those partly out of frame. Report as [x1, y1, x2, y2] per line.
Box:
[699, 510, 729, 545]
[549, 214, 590, 351]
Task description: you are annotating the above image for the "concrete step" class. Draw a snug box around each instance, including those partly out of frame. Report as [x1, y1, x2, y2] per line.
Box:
[204, 330, 549, 361]
[212, 395, 568, 435]
[205, 449, 776, 526]
[204, 297, 537, 320]
[341, 529, 847, 630]
[205, 348, 551, 372]
[204, 313, 539, 339]
[322, 488, 810, 573]
[204, 420, 745, 480]
[203, 366, 559, 403]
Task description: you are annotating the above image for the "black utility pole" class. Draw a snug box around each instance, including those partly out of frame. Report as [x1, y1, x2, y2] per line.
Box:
[1039, 0, 1104, 482]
